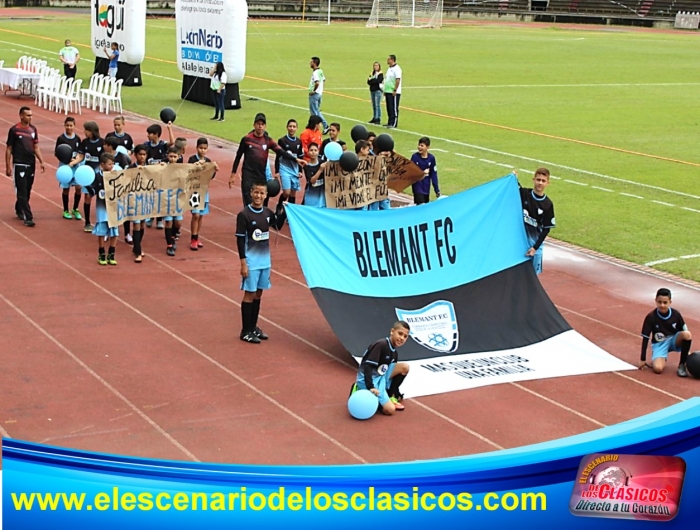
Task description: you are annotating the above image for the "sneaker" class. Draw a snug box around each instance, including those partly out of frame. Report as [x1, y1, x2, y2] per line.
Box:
[172, 241, 178, 251]
[166, 246, 175, 257]
[390, 397, 405, 411]
[145, 219, 153, 228]
[197, 241, 203, 248]
[134, 254, 143, 263]
[125, 233, 133, 244]
[16, 212, 24, 220]
[190, 240, 199, 251]
[240, 331, 261, 344]
[384, 124, 396, 129]
[156, 221, 164, 229]
[84, 224, 93, 233]
[63, 210, 73, 219]
[218, 118, 225, 122]
[253, 327, 269, 340]
[210, 116, 219, 120]
[349, 382, 358, 398]
[72, 209, 82, 220]
[107, 253, 117, 266]
[23, 219, 35, 227]
[323, 127, 330, 135]
[174, 230, 181, 240]
[678, 364, 688, 378]
[97, 254, 107, 266]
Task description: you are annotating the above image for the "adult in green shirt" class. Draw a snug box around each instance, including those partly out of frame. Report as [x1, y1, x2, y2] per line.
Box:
[59, 39, 80, 79]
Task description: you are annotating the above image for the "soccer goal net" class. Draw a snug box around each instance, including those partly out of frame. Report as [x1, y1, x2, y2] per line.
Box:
[366, 0, 444, 28]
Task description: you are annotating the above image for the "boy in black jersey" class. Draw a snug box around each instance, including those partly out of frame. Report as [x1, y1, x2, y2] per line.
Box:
[69, 121, 104, 233]
[236, 182, 286, 344]
[55, 116, 82, 220]
[145, 122, 174, 229]
[89, 153, 119, 265]
[352, 321, 411, 415]
[130, 145, 148, 262]
[275, 119, 305, 205]
[188, 137, 218, 251]
[640, 288, 692, 377]
[105, 116, 134, 154]
[518, 168, 555, 275]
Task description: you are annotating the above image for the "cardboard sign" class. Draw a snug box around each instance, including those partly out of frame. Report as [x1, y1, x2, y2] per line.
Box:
[105, 162, 216, 227]
[385, 152, 426, 192]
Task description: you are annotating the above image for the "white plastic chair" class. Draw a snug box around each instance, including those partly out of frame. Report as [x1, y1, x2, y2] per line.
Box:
[80, 74, 100, 108]
[100, 78, 123, 114]
[16, 56, 27, 70]
[89, 75, 109, 110]
[0, 60, 4, 90]
[57, 78, 82, 115]
[37, 73, 61, 109]
[49, 77, 72, 113]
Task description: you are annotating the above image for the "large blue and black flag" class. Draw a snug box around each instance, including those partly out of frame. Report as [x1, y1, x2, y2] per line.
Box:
[286, 175, 634, 397]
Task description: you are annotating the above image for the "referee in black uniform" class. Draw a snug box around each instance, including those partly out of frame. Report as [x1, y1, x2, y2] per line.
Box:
[5, 107, 45, 227]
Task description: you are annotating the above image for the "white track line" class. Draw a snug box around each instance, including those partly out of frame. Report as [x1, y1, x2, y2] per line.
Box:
[0, 289, 199, 461]
[0, 423, 11, 438]
[509, 383, 606, 427]
[0, 222, 368, 464]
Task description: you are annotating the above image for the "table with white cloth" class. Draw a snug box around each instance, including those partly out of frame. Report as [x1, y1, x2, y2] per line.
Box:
[0, 68, 41, 98]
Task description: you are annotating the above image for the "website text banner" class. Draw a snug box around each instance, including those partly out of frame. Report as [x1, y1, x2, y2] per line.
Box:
[4, 399, 700, 528]
[288, 174, 529, 298]
[90, 0, 146, 64]
[105, 163, 215, 227]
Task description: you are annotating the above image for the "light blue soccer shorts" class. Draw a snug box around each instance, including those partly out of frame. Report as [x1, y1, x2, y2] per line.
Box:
[279, 166, 301, 192]
[355, 362, 396, 407]
[651, 333, 680, 361]
[241, 267, 271, 292]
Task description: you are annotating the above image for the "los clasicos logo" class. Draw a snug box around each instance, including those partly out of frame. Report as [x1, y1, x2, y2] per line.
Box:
[569, 453, 686, 521]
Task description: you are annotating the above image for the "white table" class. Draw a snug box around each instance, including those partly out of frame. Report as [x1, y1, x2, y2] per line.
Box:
[0, 67, 41, 98]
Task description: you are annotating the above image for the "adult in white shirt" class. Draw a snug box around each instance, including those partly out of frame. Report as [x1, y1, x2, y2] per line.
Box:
[209, 62, 228, 122]
[308, 56, 329, 134]
[383, 54, 402, 129]
[59, 39, 80, 79]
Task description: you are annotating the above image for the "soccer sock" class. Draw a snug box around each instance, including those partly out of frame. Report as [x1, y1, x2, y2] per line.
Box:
[165, 227, 173, 246]
[388, 374, 406, 399]
[124, 221, 131, 236]
[287, 196, 296, 204]
[108, 246, 115, 256]
[98, 246, 105, 257]
[133, 229, 142, 255]
[241, 302, 254, 334]
[192, 234, 199, 241]
[680, 340, 692, 365]
[72, 192, 81, 210]
[251, 298, 261, 329]
[62, 192, 69, 212]
[84, 203, 91, 225]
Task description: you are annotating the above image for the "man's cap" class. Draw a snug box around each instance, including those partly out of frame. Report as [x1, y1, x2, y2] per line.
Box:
[254, 113, 266, 124]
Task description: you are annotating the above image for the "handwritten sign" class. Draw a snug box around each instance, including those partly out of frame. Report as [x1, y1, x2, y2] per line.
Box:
[385, 152, 426, 192]
[105, 162, 216, 227]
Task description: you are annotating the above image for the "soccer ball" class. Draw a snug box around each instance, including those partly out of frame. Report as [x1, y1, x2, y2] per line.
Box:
[189, 192, 201, 209]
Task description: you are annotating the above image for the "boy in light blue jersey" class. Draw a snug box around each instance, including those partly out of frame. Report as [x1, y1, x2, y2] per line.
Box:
[275, 119, 305, 205]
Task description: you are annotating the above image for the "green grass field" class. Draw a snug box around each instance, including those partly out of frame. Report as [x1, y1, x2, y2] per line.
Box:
[1, 14, 700, 280]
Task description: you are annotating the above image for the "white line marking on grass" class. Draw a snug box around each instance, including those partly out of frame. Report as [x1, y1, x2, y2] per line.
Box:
[455, 153, 475, 159]
[620, 192, 644, 199]
[645, 257, 679, 266]
[479, 158, 498, 164]
[651, 200, 675, 207]
[564, 179, 588, 186]
[431, 148, 449, 153]
[682, 206, 700, 213]
[592, 186, 614, 192]
[680, 253, 700, 260]
[0, 290, 199, 462]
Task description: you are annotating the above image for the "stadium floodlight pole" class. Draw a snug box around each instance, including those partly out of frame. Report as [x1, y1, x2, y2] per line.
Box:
[302, 0, 306, 22]
[412, 0, 415, 27]
[328, 0, 331, 25]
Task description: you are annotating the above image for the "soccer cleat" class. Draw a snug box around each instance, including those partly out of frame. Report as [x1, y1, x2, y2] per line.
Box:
[125, 233, 133, 245]
[23, 219, 35, 227]
[145, 219, 153, 228]
[390, 397, 405, 411]
[349, 383, 358, 398]
[84, 223, 93, 233]
[678, 364, 689, 378]
[63, 210, 73, 219]
[218, 118, 225, 122]
[172, 241, 178, 251]
[197, 241, 203, 248]
[240, 331, 261, 344]
[174, 230, 181, 240]
[134, 254, 143, 263]
[156, 221, 164, 229]
[97, 254, 107, 266]
[190, 240, 199, 251]
[107, 254, 117, 266]
[253, 327, 269, 340]
[72, 209, 82, 220]
[210, 116, 219, 120]
[166, 246, 176, 257]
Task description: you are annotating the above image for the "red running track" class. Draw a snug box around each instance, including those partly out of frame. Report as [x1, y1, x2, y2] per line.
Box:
[0, 92, 698, 468]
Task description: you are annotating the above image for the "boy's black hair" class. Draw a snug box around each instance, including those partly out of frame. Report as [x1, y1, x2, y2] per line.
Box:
[308, 142, 319, 150]
[250, 181, 268, 192]
[146, 124, 162, 137]
[355, 139, 369, 154]
[656, 288, 672, 299]
[330, 122, 340, 130]
[167, 145, 180, 155]
[100, 152, 115, 165]
[104, 137, 120, 149]
[311, 56, 321, 67]
[196, 137, 208, 147]
[367, 131, 377, 139]
[286, 119, 297, 126]
[64, 116, 76, 125]
[133, 144, 147, 155]
[393, 320, 410, 332]
[418, 136, 431, 147]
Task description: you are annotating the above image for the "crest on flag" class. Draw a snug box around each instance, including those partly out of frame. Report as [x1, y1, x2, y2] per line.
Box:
[395, 300, 459, 353]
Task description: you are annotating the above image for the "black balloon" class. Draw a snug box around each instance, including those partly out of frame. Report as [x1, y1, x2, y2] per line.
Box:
[339, 151, 360, 172]
[687, 352, 700, 378]
[374, 133, 394, 154]
[159, 107, 177, 124]
[55, 144, 73, 164]
[350, 124, 369, 143]
[267, 178, 281, 198]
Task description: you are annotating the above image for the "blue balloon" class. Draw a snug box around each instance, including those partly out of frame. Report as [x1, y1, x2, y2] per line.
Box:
[56, 164, 74, 185]
[348, 389, 379, 420]
[324, 141, 343, 162]
[74, 165, 95, 187]
[116, 145, 128, 156]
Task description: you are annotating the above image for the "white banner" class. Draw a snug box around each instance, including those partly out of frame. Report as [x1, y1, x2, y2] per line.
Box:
[175, 0, 247, 83]
[354, 330, 636, 398]
[90, 0, 146, 64]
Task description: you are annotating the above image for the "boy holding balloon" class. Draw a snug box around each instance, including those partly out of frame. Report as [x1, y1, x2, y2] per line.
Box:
[351, 321, 411, 416]
[54, 116, 82, 220]
[89, 153, 118, 266]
